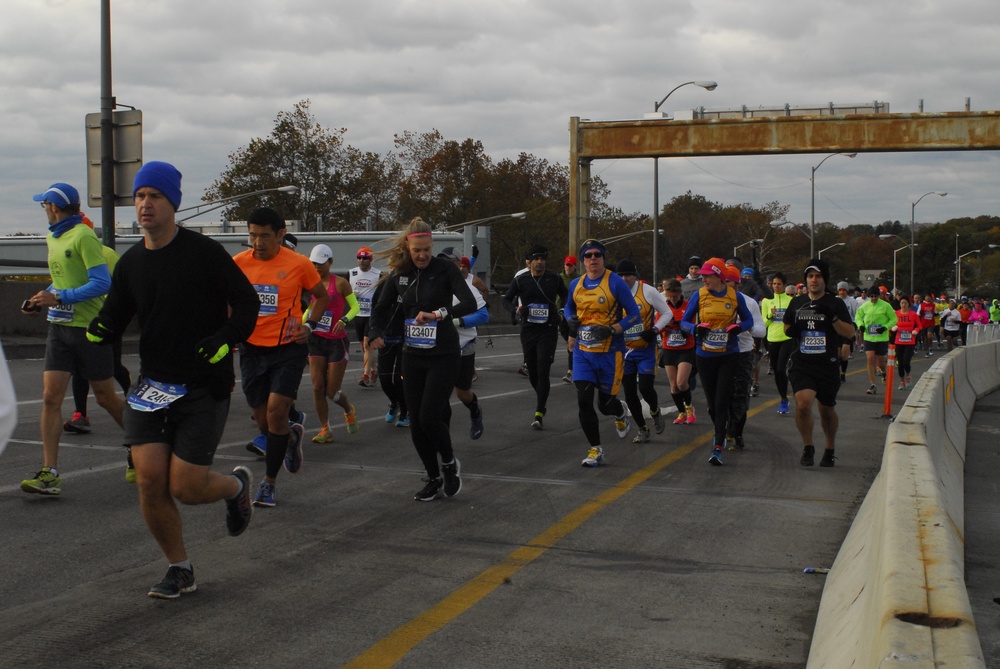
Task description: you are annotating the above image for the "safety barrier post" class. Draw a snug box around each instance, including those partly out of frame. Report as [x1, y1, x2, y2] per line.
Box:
[882, 344, 895, 419]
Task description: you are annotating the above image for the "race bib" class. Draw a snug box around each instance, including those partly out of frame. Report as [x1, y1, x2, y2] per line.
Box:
[358, 296, 372, 317]
[577, 325, 606, 351]
[526, 303, 549, 324]
[898, 329, 913, 343]
[624, 321, 646, 341]
[404, 319, 438, 349]
[254, 284, 278, 316]
[702, 328, 729, 352]
[867, 323, 882, 336]
[773, 307, 786, 321]
[800, 329, 826, 355]
[666, 330, 687, 347]
[47, 303, 74, 323]
[127, 378, 188, 412]
[315, 311, 334, 334]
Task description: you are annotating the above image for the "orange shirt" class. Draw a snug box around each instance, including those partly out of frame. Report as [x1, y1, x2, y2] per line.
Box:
[234, 246, 321, 347]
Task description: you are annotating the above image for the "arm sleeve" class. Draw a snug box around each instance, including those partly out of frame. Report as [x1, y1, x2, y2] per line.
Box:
[60, 264, 111, 304]
[644, 285, 672, 331]
[462, 305, 490, 328]
[342, 291, 361, 321]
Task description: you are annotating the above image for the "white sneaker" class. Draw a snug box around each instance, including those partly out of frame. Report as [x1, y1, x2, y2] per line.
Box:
[581, 446, 605, 467]
[614, 414, 631, 439]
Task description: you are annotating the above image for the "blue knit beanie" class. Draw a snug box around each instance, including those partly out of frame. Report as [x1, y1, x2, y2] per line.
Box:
[133, 161, 182, 210]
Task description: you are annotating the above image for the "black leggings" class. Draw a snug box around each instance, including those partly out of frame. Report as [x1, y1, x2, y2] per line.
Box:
[377, 341, 408, 417]
[622, 373, 658, 429]
[522, 325, 559, 413]
[574, 380, 625, 447]
[766, 339, 793, 400]
[402, 352, 460, 479]
[696, 354, 739, 447]
[896, 345, 915, 377]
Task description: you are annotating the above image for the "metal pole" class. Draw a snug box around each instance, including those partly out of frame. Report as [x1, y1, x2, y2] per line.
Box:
[652, 157, 659, 284]
[100, 0, 115, 248]
[910, 201, 916, 297]
[810, 165, 816, 257]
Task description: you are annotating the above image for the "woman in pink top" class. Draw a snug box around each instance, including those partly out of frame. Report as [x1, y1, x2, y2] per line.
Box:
[892, 297, 921, 389]
[969, 300, 990, 325]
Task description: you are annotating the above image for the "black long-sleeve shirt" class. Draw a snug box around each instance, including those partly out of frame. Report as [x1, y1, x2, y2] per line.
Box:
[368, 256, 477, 357]
[502, 270, 567, 327]
[97, 227, 259, 393]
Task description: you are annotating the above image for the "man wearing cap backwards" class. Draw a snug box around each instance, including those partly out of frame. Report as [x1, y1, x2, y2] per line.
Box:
[234, 207, 330, 508]
[20, 182, 125, 496]
[86, 161, 260, 597]
[615, 259, 671, 443]
[680, 258, 756, 465]
[783, 258, 856, 467]
[349, 246, 382, 387]
[854, 285, 897, 395]
[305, 244, 361, 444]
[503, 244, 567, 429]
[564, 239, 641, 466]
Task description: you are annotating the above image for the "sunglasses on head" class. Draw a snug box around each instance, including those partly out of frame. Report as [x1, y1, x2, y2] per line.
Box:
[583, 251, 604, 259]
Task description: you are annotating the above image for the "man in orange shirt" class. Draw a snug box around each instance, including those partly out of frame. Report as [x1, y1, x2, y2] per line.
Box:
[234, 207, 329, 507]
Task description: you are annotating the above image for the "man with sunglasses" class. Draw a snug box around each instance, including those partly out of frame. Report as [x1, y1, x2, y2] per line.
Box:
[564, 239, 641, 466]
[349, 246, 382, 387]
[503, 244, 567, 429]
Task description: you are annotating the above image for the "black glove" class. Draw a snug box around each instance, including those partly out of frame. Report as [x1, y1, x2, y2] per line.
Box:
[640, 329, 657, 343]
[196, 333, 230, 364]
[695, 323, 712, 340]
[567, 315, 580, 338]
[726, 323, 742, 341]
[874, 325, 887, 335]
[86, 318, 114, 345]
[590, 325, 614, 341]
[471, 244, 480, 260]
[510, 308, 520, 326]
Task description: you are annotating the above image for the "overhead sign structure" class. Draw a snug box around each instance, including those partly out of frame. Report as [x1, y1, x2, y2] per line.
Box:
[85, 109, 143, 208]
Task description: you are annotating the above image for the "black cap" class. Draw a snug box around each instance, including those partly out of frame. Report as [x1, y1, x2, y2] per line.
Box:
[866, 285, 880, 297]
[688, 255, 702, 268]
[616, 258, 639, 276]
[803, 257, 830, 286]
[437, 246, 460, 260]
[525, 243, 548, 260]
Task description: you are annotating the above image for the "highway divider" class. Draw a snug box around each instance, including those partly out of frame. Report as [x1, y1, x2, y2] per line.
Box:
[807, 334, 999, 668]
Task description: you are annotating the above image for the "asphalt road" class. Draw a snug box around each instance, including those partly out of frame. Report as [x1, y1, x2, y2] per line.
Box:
[0, 334, 984, 668]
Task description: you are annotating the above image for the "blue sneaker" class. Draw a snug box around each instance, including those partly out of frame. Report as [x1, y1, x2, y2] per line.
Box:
[708, 446, 724, 466]
[778, 398, 789, 415]
[470, 408, 484, 440]
[385, 404, 398, 424]
[246, 432, 267, 457]
[289, 408, 307, 431]
[396, 414, 410, 428]
[253, 480, 276, 507]
[284, 424, 304, 474]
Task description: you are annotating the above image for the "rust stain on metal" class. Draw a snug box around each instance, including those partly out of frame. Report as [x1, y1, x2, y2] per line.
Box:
[575, 111, 1000, 160]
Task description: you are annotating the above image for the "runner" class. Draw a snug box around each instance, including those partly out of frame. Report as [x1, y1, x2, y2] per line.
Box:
[86, 161, 259, 597]
[892, 297, 921, 389]
[444, 250, 490, 439]
[564, 239, 641, 466]
[558, 255, 578, 383]
[349, 246, 382, 386]
[723, 265, 766, 451]
[761, 272, 795, 414]
[658, 279, 697, 426]
[835, 282, 859, 382]
[854, 286, 897, 395]
[20, 182, 125, 496]
[306, 244, 361, 444]
[502, 244, 567, 429]
[615, 259, 670, 443]
[680, 257, 755, 465]
[234, 207, 330, 508]
[783, 258, 856, 468]
[368, 217, 478, 501]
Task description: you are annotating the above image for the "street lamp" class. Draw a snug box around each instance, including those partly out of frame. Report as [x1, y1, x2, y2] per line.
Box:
[733, 238, 764, 258]
[810, 153, 856, 257]
[600, 229, 654, 246]
[771, 220, 812, 250]
[910, 191, 947, 295]
[646, 80, 717, 285]
[817, 242, 845, 259]
[176, 185, 299, 224]
[955, 249, 980, 299]
[435, 211, 527, 232]
[879, 236, 917, 294]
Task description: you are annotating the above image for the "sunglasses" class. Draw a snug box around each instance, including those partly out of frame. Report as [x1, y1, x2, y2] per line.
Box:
[357, 255, 371, 260]
[582, 252, 604, 259]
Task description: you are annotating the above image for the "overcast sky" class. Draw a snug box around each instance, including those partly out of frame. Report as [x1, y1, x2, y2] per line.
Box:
[2, 0, 998, 237]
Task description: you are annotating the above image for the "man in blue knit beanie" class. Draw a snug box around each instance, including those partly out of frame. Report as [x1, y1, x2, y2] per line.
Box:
[133, 161, 183, 210]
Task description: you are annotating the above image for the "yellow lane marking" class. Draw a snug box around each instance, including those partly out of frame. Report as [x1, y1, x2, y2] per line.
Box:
[342, 400, 787, 668]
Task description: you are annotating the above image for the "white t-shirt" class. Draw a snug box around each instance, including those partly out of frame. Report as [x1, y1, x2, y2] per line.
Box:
[349, 266, 383, 317]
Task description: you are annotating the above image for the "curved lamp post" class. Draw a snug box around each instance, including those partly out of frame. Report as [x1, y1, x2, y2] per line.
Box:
[817, 242, 845, 259]
[435, 211, 526, 232]
[879, 235, 917, 294]
[910, 191, 947, 296]
[955, 248, 980, 299]
[810, 153, 856, 257]
[648, 81, 717, 285]
[177, 185, 299, 224]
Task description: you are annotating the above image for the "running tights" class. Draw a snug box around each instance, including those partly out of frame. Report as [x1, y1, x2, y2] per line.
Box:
[621, 374, 658, 429]
[402, 352, 460, 479]
[696, 353, 739, 447]
[575, 380, 625, 447]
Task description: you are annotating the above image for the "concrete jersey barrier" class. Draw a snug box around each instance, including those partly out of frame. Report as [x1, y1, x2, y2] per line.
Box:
[806, 337, 999, 668]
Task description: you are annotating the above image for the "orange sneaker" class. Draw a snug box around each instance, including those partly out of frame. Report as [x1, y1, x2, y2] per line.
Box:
[685, 405, 697, 424]
[345, 405, 359, 434]
[312, 425, 334, 443]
